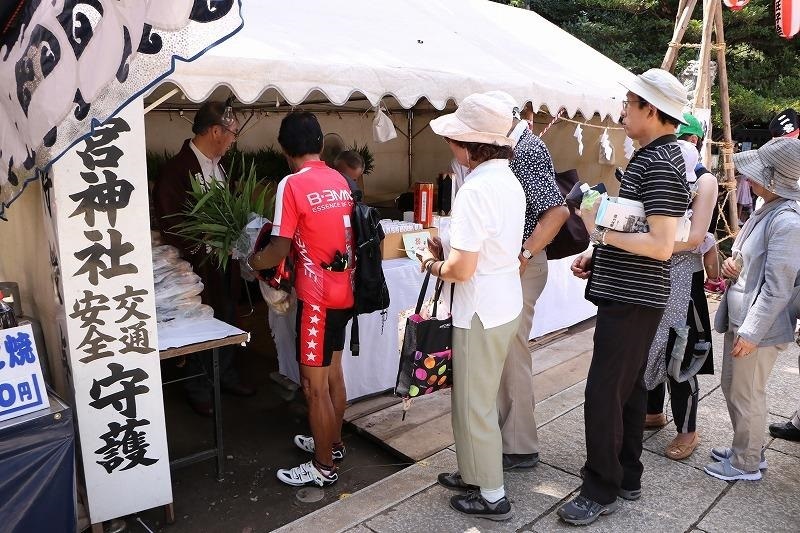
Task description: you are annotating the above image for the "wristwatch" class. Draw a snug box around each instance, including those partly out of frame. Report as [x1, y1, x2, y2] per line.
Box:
[521, 248, 533, 260]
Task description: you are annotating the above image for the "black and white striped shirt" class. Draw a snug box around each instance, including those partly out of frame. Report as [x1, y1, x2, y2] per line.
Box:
[586, 135, 689, 308]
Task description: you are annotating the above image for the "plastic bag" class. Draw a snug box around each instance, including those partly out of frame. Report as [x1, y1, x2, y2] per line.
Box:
[156, 302, 214, 323]
[155, 281, 204, 306]
[259, 281, 293, 314]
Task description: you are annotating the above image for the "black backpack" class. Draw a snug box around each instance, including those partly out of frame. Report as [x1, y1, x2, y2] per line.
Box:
[343, 175, 390, 355]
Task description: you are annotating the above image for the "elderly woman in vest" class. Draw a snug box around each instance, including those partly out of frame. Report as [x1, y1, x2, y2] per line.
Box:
[418, 92, 525, 521]
[704, 137, 800, 481]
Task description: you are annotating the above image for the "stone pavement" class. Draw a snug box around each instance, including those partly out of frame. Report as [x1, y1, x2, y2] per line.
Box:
[275, 325, 800, 533]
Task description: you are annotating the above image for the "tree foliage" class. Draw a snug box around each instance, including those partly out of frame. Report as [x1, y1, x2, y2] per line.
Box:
[492, 0, 800, 129]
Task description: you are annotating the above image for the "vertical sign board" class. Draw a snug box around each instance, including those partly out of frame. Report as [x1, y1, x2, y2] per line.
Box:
[0, 324, 47, 422]
[52, 98, 171, 522]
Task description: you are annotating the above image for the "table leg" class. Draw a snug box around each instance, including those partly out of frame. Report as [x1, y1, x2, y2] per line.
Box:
[212, 347, 224, 480]
[164, 502, 176, 524]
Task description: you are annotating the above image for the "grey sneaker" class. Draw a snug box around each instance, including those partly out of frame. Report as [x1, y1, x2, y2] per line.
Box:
[710, 447, 767, 470]
[557, 495, 620, 526]
[704, 459, 762, 481]
[618, 487, 642, 501]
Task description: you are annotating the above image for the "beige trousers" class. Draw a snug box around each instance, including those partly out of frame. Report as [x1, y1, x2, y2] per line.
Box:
[721, 327, 782, 471]
[498, 253, 548, 454]
[452, 313, 520, 490]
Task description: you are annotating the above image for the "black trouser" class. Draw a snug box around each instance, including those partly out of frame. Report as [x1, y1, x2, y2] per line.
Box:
[646, 376, 700, 433]
[184, 264, 241, 403]
[581, 300, 664, 505]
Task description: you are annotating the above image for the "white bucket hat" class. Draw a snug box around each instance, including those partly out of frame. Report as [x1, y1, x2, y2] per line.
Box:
[733, 137, 800, 202]
[620, 68, 689, 124]
[429, 93, 514, 147]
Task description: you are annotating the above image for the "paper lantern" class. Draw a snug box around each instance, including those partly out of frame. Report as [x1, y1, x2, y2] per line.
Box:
[776, 0, 800, 39]
[723, 0, 750, 10]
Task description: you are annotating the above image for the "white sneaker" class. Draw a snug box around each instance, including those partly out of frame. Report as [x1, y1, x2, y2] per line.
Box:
[293, 434, 346, 461]
[704, 458, 762, 481]
[710, 447, 767, 470]
[276, 460, 338, 487]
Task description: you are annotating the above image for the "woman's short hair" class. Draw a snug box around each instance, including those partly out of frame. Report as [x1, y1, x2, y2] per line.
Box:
[446, 138, 514, 164]
[334, 150, 364, 170]
[278, 112, 324, 157]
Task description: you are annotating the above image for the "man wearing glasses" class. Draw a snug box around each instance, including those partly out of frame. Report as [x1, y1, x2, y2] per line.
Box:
[155, 100, 254, 417]
[559, 69, 690, 526]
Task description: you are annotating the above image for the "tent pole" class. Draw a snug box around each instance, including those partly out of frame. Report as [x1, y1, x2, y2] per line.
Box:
[407, 109, 413, 189]
[143, 88, 180, 114]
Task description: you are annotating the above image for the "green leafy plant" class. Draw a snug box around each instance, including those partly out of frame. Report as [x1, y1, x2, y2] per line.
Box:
[171, 155, 275, 270]
[349, 142, 375, 175]
[227, 145, 290, 182]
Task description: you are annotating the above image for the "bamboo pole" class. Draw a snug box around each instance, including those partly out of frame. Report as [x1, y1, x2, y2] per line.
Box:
[714, 4, 739, 231]
[694, 0, 717, 109]
[661, 0, 699, 72]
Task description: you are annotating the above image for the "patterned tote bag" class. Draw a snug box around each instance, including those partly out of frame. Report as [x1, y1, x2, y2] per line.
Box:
[395, 272, 454, 399]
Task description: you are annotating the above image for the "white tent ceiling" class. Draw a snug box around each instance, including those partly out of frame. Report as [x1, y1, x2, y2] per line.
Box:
[151, 0, 637, 120]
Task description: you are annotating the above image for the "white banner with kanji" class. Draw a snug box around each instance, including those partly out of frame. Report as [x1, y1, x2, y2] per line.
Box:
[52, 97, 171, 522]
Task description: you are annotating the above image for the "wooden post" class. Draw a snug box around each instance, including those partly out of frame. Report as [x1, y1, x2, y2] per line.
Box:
[694, 0, 718, 109]
[714, 4, 739, 231]
[661, 0, 699, 71]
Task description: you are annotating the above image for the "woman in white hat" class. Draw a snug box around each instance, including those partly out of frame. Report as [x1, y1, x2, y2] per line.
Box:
[704, 137, 800, 481]
[418, 92, 526, 521]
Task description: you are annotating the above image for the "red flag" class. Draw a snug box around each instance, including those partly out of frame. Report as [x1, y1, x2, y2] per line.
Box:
[776, 0, 800, 39]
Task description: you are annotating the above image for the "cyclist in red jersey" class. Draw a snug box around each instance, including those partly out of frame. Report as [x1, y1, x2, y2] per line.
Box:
[248, 112, 354, 487]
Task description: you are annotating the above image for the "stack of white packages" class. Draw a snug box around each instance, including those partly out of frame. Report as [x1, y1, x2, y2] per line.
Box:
[151, 244, 214, 322]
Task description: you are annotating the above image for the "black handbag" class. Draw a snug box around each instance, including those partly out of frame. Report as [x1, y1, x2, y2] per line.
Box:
[395, 272, 454, 399]
[546, 169, 590, 260]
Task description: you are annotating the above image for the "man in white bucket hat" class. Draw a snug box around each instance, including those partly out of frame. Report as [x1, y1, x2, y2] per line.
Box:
[560, 68, 691, 526]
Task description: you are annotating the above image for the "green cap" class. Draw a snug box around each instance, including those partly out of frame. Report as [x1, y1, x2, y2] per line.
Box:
[677, 113, 704, 138]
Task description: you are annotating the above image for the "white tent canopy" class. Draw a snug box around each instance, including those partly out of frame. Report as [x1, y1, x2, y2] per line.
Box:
[155, 0, 637, 119]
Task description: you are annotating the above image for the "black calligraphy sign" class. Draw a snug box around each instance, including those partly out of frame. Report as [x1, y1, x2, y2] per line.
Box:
[95, 418, 158, 473]
[89, 362, 149, 418]
[74, 229, 137, 285]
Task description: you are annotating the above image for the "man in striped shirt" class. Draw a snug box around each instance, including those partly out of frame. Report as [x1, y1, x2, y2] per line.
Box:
[558, 69, 690, 526]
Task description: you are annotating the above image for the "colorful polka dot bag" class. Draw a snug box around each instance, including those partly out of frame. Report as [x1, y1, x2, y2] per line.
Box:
[395, 272, 454, 399]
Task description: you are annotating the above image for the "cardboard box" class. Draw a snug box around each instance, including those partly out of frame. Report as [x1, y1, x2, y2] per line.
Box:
[381, 227, 438, 260]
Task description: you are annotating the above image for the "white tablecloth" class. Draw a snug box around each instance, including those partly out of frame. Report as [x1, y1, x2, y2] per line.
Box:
[268, 255, 596, 401]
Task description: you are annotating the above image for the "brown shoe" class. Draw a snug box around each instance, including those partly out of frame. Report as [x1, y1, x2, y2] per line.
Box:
[644, 413, 667, 429]
[665, 432, 699, 460]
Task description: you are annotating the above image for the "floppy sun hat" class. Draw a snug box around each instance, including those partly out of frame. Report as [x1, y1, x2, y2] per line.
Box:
[620, 68, 689, 125]
[429, 93, 514, 147]
[732, 137, 800, 202]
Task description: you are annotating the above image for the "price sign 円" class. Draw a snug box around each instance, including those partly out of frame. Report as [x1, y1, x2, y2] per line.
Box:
[0, 324, 47, 422]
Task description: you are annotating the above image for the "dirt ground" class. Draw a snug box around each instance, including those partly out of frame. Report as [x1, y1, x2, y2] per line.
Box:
[120, 293, 405, 533]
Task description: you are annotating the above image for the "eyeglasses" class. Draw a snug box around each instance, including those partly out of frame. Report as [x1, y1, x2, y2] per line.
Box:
[217, 124, 239, 138]
[622, 99, 646, 110]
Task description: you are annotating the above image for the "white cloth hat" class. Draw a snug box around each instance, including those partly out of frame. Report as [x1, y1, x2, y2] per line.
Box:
[620, 68, 689, 124]
[733, 137, 800, 202]
[677, 139, 699, 183]
[429, 93, 514, 147]
[483, 90, 521, 120]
